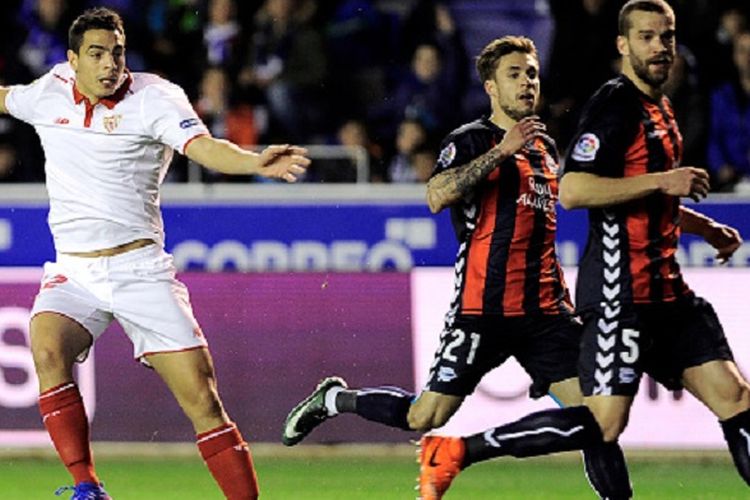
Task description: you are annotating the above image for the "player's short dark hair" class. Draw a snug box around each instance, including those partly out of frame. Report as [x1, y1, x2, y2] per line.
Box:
[618, 0, 674, 36]
[68, 7, 125, 53]
[475, 36, 538, 83]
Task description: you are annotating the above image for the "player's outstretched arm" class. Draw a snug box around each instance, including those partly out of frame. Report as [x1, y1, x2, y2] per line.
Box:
[559, 167, 710, 209]
[0, 87, 9, 114]
[185, 136, 310, 182]
[426, 116, 547, 213]
[680, 206, 742, 264]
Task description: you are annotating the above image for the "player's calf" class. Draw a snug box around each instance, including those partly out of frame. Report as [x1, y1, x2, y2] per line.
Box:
[39, 383, 100, 486]
[463, 406, 603, 464]
[720, 407, 750, 486]
[582, 442, 633, 500]
[282, 377, 415, 446]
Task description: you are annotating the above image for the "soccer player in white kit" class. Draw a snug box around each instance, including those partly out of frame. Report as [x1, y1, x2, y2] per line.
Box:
[0, 7, 310, 500]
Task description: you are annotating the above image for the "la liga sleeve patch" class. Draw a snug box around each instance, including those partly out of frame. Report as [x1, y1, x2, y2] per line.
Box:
[437, 142, 457, 169]
[571, 133, 600, 162]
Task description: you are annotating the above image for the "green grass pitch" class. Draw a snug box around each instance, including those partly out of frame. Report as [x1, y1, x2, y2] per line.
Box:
[1, 446, 747, 499]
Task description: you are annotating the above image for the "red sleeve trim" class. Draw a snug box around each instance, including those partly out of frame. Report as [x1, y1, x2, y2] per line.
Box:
[182, 132, 210, 154]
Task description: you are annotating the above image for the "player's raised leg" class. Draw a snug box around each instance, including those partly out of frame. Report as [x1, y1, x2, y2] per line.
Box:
[284, 313, 474, 447]
[416, 375, 627, 500]
[146, 348, 259, 500]
[283, 376, 418, 445]
[417, 405, 606, 499]
[31, 312, 111, 500]
[683, 359, 750, 485]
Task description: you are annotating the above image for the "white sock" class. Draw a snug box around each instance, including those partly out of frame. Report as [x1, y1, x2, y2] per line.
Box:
[324, 386, 345, 416]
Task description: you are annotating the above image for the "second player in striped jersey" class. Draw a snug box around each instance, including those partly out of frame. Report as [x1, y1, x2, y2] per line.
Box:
[282, 35, 632, 500]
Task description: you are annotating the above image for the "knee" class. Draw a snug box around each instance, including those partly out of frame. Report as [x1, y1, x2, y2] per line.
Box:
[406, 409, 438, 432]
[730, 380, 750, 405]
[30, 342, 69, 375]
[595, 413, 629, 442]
[30, 316, 90, 378]
[721, 382, 750, 416]
[699, 373, 750, 419]
[739, 386, 750, 410]
[407, 405, 453, 432]
[586, 404, 629, 442]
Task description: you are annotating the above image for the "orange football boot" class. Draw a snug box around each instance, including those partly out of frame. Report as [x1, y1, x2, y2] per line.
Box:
[417, 435, 466, 499]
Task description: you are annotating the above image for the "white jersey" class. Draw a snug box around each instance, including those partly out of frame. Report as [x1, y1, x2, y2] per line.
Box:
[4, 62, 209, 252]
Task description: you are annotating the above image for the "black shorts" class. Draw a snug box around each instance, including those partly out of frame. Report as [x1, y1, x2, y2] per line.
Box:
[579, 294, 734, 397]
[425, 313, 582, 398]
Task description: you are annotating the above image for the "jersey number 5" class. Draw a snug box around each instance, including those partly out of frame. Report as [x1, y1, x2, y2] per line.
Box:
[620, 328, 640, 364]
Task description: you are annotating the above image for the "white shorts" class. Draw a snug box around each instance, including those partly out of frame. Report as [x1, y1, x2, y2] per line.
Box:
[31, 244, 208, 362]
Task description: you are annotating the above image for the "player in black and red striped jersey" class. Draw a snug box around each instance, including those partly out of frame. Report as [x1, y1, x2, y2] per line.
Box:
[283, 35, 632, 500]
[431, 107, 571, 318]
[560, 0, 750, 489]
[399, 2, 749, 498]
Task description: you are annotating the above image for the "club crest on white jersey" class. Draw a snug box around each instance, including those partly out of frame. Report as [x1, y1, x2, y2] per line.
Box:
[102, 114, 122, 133]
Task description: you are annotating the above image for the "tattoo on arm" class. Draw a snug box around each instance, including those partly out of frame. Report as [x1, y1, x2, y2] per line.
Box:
[427, 147, 507, 212]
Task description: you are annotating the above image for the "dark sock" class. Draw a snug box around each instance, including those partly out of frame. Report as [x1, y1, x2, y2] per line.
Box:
[334, 390, 357, 413]
[336, 386, 415, 430]
[720, 407, 750, 486]
[583, 442, 632, 499]
[464, 406, 603, 466]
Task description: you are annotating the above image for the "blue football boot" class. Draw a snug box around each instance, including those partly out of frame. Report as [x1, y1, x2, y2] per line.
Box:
[55, 482, 112, 499]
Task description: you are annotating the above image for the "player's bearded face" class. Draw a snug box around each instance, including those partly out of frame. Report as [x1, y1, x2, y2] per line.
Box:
[69, 29, 126, 101]
[627, 42, 674, 87]
[623, 12, 676, 88]
[494, 52, 540, 121]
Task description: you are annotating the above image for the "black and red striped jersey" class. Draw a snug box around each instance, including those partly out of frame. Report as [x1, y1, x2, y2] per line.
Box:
[432, 117, 574, 318]
[563, 75, 691, 311]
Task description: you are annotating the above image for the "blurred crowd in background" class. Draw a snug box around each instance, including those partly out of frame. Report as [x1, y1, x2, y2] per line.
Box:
[0, 0, 748, 190]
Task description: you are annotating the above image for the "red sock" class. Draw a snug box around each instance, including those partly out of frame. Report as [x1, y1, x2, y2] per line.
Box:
[197, 423, 259, 499]
[38, 382, 99, 485]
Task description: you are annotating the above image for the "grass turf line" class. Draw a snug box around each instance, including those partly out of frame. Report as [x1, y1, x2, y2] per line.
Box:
[1, 451, 746, 499]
